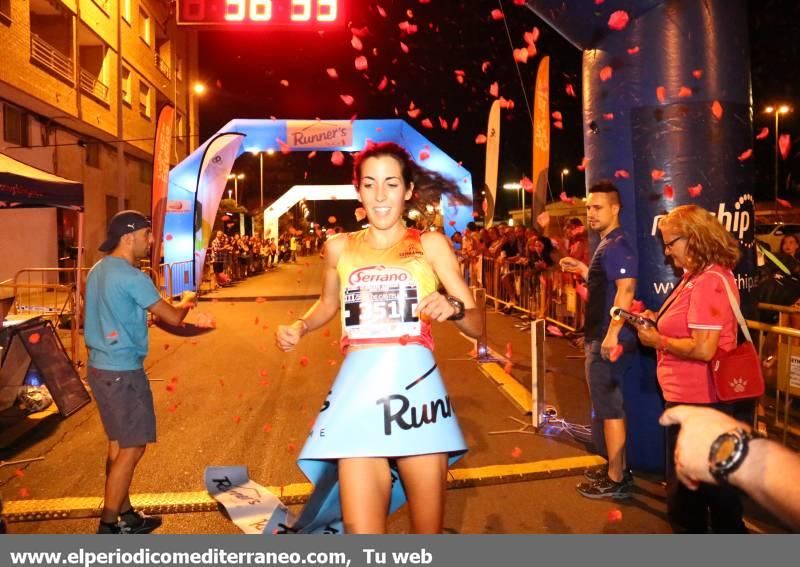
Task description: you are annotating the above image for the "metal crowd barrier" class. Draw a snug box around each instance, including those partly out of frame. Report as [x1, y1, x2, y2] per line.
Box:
[473, 256, 584, 332]
[750, 303, 800, 444]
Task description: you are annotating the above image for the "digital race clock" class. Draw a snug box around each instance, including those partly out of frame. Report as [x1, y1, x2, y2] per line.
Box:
[176, 0, 343, 28]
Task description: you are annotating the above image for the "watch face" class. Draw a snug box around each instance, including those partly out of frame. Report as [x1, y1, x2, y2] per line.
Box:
[715, 435, 738, 464]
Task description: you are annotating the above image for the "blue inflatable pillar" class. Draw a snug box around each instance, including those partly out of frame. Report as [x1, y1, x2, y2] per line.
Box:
[526, 0, 755, 471]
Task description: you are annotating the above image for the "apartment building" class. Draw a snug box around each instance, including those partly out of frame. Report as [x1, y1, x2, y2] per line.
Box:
[0, 0, 199, 279]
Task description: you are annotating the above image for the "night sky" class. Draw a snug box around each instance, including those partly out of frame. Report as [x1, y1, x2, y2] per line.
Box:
[195, 0, 799, 227]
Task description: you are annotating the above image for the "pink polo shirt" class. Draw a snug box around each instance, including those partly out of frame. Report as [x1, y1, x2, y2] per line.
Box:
[656, 265, 739, 403]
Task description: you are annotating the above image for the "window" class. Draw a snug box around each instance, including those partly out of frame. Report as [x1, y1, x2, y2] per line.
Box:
[3, 105, 29, 147]
[176, 111, 185, 139]
[140, 159, 152, 184]
[0, 0, 11, 23]
[86, 142, 100, 168]
[121, 66, 131, 105]
[122, 0, 132, 23]
[139, 7, 151, 46]
[139, 81, 151, 118]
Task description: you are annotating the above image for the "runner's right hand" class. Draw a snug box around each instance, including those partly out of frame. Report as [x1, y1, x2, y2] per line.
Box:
[276, 321, 304, 352]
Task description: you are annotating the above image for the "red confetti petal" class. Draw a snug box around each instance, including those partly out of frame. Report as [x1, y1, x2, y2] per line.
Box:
[692, 69, 704, 79]
[656, 86, 666, 104]
[553, 121, 563, 130]
[603, 112, 615, 121]
[326, 68, 338, 79]
[28, 332, 40, 345]
[280, 79, 289, 87]
[331, 151, 345, 166]
[351, 35, 363, 51]
[614, 170, 630, 179]
[608, 508, 623, 522]
[418, 150, 431, 162]
[490, 9, 504, 20]
[421, 118, 434, 129]
[779, 134, 791, 160]
[503, 362, 513, 374]
[599, 66, 613, 82]
[577, 157, 588, 171]
[756, 127, 769, 140]
[377, 76, 388, 91]
[448, 220, 456, 227]
[263, 423, 272, 432]
[489, 82, 499, 97]
[663, 185, 674, 200]
[738, 149, 753, 161]
[777, 198, 792, 209]
[340, 94, 355, 106]
[299, 356, 310, 367]
[627, 46, 640, 55]
[475, 134, 487, 144]
[233, 415, 241, 424]
[399, 41, 409, 54]
[608, 10, 630, 31]
[166, 383, 175, 393]
[505, 342, 513, 358]
[521, 176, 534, 193]
[566, 83, 576, 97]
[651, 169, 666, 181]
[513, 48, 529, 64]
[482, 61, 491, 73]
[14, 468, 24, 478]
[511, 447, 523, 459]
[677, 86, 692, 98]
[688, 184, 703, 198]
[711, 100, 724, 120]
[18, 487, 30, 498]
[551, 111, 563, 121]
[354, 56, 368, 71]
[407, 107, 421, 119]
[165, 233, 173, 241]
[438, 117, 449, 130]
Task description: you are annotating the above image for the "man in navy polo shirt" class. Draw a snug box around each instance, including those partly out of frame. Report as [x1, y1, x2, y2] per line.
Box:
[561, 182, 638, 499]
[86, 210, 196, 533]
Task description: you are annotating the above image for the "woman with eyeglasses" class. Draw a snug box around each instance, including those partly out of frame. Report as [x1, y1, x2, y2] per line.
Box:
[632, 204, 752, 533]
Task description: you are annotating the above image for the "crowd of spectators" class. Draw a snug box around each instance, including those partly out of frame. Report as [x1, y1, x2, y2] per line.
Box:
[206, 229, 325, 289]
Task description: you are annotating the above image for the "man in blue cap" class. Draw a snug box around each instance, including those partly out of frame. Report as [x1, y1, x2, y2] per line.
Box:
[85, 210, 196, 534]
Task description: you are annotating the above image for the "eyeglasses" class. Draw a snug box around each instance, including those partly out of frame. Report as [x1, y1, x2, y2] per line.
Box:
[663, 235, 685, 250]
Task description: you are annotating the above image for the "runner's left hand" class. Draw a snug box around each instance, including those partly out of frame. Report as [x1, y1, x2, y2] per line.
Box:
[416, 292, 456, 323]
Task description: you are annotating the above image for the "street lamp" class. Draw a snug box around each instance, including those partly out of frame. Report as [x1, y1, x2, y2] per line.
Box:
[503, 182, 525, 226]
[560, 168, 570, 193]
[765, 105, 792, 216]
[227, 173, 244, 203]
[192, 82, 206, 96]
[250, 150, 267, 214]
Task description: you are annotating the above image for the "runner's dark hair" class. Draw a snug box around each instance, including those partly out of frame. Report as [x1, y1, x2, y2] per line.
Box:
[353, 142, 471, 213]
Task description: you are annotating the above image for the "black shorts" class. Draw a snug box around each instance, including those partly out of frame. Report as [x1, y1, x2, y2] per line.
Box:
[88, 367, 156, 448]
[584, 341, 635, 420]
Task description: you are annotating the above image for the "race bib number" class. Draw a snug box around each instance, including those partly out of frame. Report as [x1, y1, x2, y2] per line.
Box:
[343, 266, 421, 340]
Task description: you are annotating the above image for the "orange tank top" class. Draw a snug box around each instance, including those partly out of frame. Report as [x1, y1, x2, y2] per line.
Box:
[337, 228, 440, 351]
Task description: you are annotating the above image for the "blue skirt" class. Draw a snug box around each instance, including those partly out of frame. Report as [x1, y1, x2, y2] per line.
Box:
[289, 344, 466, 534]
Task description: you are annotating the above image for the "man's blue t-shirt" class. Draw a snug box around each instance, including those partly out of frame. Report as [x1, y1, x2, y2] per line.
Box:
[85, 256, 161, 371]
[585, 227, 638, 343]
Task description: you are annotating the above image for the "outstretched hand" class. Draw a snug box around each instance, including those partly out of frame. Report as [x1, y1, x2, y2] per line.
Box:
[276, 321, 305, 352]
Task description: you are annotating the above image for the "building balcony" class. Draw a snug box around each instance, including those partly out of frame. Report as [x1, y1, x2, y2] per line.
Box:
[155, 53, 171, 79]
[30, 34, 74, 85]
[79, 68, 109, 104]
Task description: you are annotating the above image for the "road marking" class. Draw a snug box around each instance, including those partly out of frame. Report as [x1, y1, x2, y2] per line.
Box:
[2, 456, 605, 522]
[479, 362, 532, 414]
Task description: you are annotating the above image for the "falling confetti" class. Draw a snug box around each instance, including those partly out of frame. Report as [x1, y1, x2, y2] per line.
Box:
[28, 333, 41, 345]
[627, 46, 640, 55]
[489, 82, 499, 97]
[421, 118, 434, 129]
[490, 9, 504, 20]
[577, 157, 588, 171]
[340, 94, 355, 106]
[350, 35, 363, 51]
[18, 487, 30, 498]
[377, 76, 388, 91]
[354, 56, 368, 71]
[677, 86, 692, 98]
[599, 66, 613, 82]
[656, 86, 666, 104]
[537, 211, 551, 228]
[511, 447, 523, 459]
[520, 176, 534, 192]
[651, 169, 666, 181]
[475, 134, 487, 144]
[692, 69, 704, 79]
[503, 362, 513, 374]
[326, 68, 338, 79]
[263, 423, 272, 433]
[614, 170, 630, 179]
[331, 151, 345, 166]
[663, 185, 674, 200]
[513, 48, 529, 64]
[777, 198, 792, 209]
[299, 356, 310, 367]
[608, 10, 630, 31]
[711, 100, 724, 120]
[607, 508, 623, 522]
[419, 150, 431, 161]
[505, 342, 513, 359]
[737, 149, 753, 161]
[603, 113, 614, 121]
[553, 121, 563, 130]
[688, 184, 703, 198]
[14, 468, 24, 478]
[756, 127, 769, 140]
[280, 79, 289, 87]
[565, 83, 576, 97]
[779, 134, 791, 160]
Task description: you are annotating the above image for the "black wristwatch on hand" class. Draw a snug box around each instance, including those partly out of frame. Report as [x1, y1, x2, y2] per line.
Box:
[445, 295, 465, 321]
[708, 427, 764, 483]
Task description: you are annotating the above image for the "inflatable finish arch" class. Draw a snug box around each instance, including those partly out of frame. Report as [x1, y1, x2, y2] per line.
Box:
[164, 119, 473, 290]
[526, 0, 755, 470]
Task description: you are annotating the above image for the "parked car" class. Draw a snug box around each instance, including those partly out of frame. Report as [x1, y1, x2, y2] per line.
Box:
[755, 222, 800, 252]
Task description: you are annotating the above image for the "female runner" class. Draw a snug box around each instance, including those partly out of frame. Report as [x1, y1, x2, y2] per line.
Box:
[276, 142, 482, 534]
